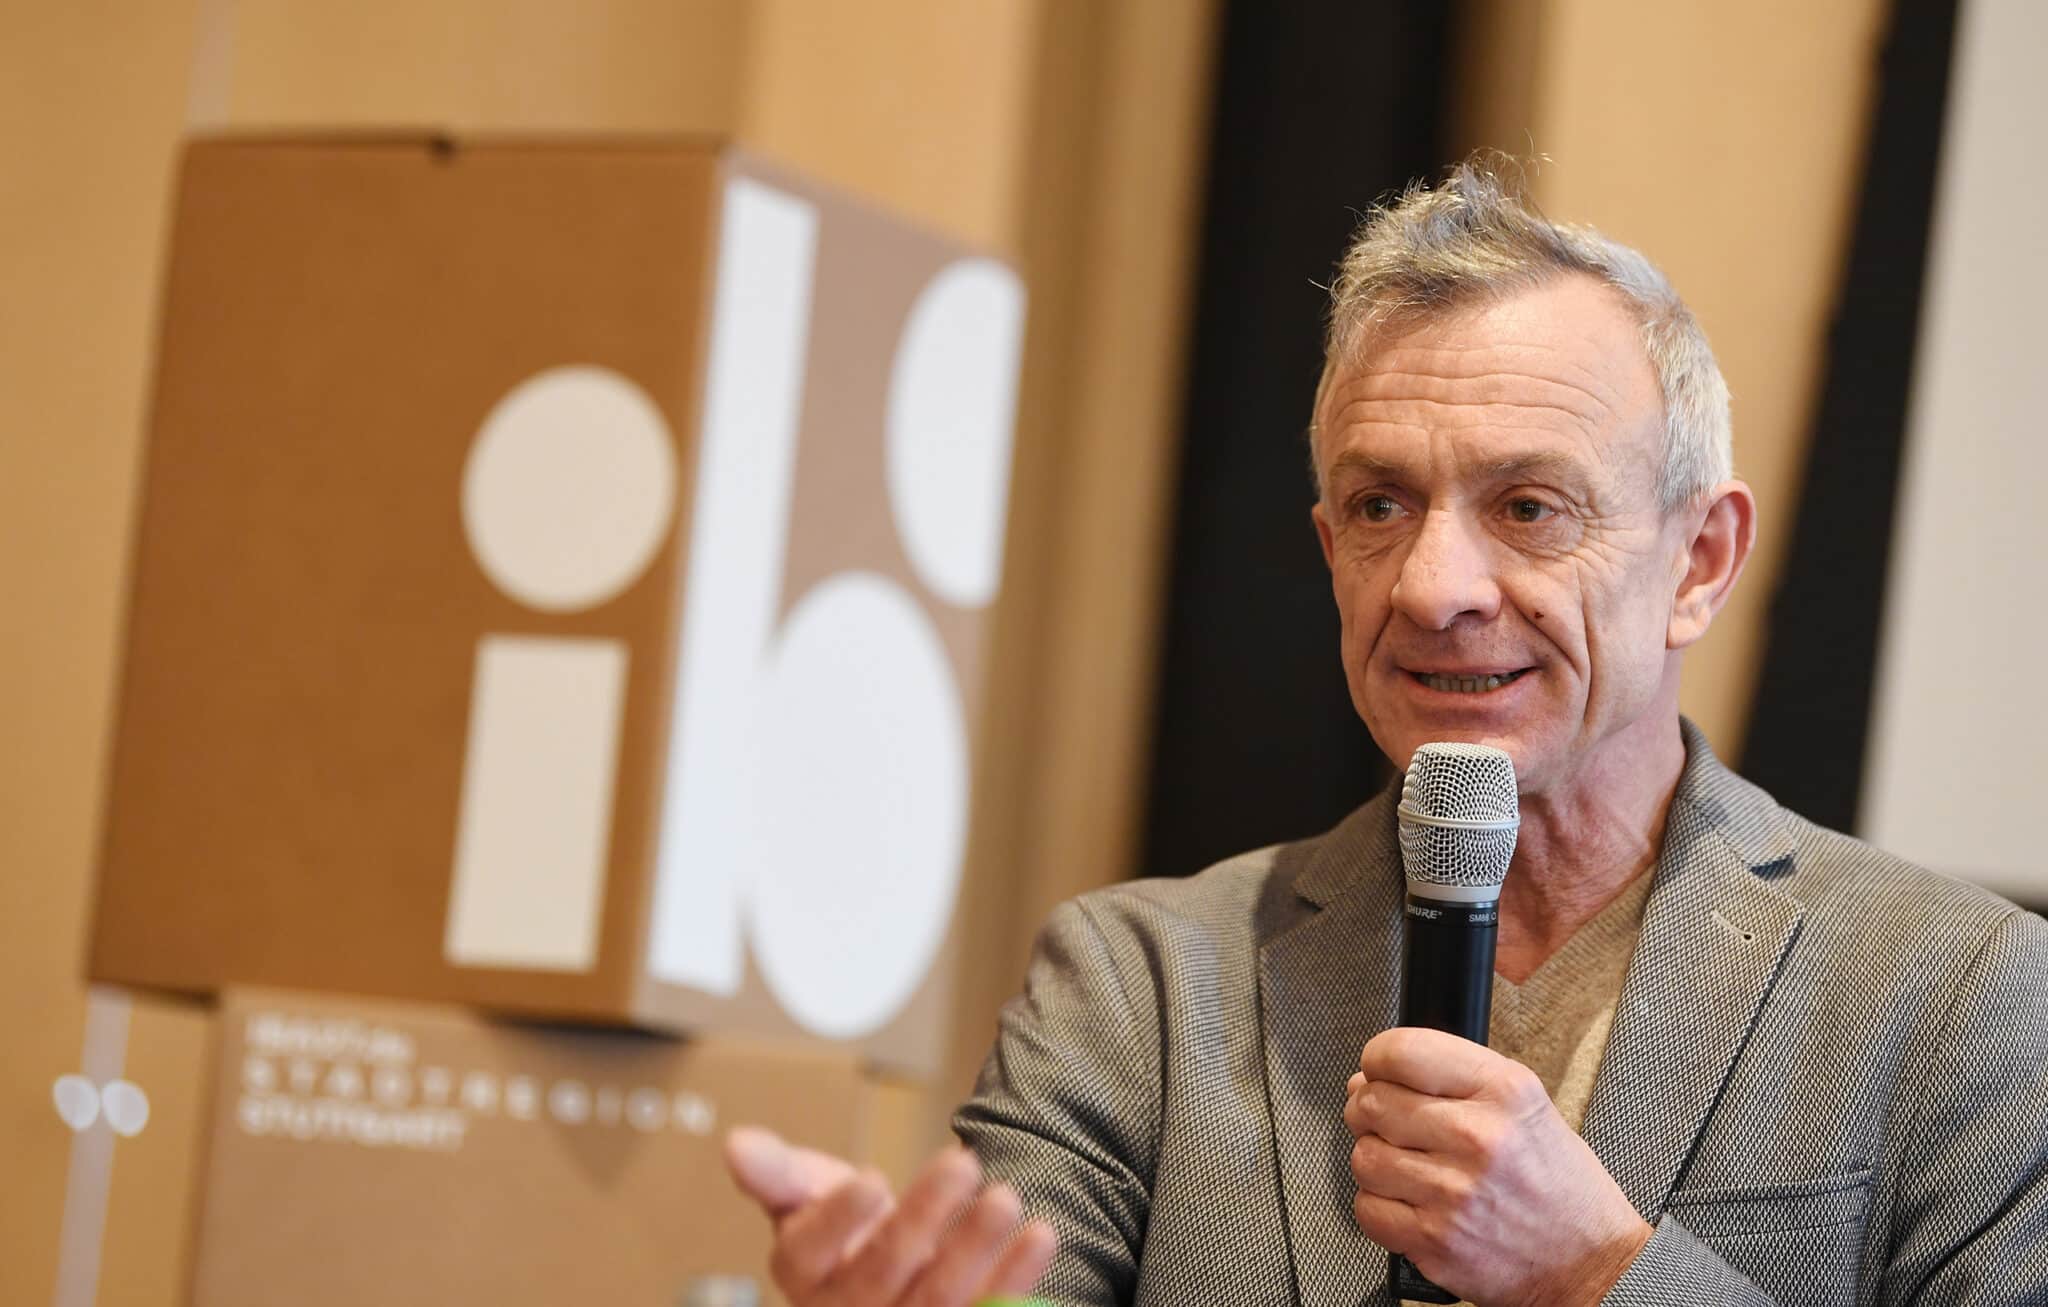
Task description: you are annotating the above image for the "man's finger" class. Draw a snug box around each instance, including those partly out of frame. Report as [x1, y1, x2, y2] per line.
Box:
[1359, 1026, 1507, 1099]
[768, 1169, 893, 1297]
[832, 1146, 981, 1299]
[1344, 1076, 1466, 1151]
[978, 1219, 1059, 1299]
[1352, 1187, 1426, 1261]
[724, 1125, 858, 1217]
[1349, 1131, 1462, 1208]
[899, 1182, 1023, 1307]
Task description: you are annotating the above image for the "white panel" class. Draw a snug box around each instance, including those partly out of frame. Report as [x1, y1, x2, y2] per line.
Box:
[445, 635, 629, 971]
[1862, 0, 2048, 899]
[647, 177, 819, 989]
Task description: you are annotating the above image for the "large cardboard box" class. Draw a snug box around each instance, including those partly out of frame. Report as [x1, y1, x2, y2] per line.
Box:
[187, 989, 921, 1307]
[90, 137, 1027, 1074]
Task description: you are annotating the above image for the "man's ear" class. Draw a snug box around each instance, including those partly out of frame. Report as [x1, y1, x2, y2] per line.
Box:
[1311, 501, 1336, 570]
[1668, 480, 1757, 650]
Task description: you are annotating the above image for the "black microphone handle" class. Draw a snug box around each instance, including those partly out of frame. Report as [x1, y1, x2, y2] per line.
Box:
[1398, 893, 1498, 1040]
[1389, 892, 1499, 1304]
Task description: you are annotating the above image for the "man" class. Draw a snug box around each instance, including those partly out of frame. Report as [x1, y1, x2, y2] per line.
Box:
[726, 160, 2048, 1305]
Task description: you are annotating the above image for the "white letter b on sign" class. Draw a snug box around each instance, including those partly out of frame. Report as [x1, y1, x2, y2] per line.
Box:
[647, 176, 1024, 1039]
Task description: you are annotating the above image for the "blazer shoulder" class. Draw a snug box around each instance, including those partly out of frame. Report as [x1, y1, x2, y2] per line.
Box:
[1060, 795, 1394, 958]
[1779, 809, 2031, 947]
[1066, 841, 1287, 939]
[1678, 720, 2028, 948]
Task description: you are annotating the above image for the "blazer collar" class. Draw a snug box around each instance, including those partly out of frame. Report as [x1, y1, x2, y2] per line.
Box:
[1256, 720, 1802, 1304]
[1290, 787, 1399, 911]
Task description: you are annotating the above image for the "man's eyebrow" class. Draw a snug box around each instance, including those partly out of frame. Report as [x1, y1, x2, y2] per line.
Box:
[1324, 450, 1590, 483]
[1476, 451, 1589, 482]
[1324, 452, 1410, 482]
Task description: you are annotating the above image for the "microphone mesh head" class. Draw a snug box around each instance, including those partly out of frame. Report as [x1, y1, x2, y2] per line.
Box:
[1398, 743, 1518, 891]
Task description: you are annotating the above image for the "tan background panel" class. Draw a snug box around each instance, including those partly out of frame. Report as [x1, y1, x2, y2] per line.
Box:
[197, 0, 752, 134]
[738, 0, 1042, 254]
[1, 4, 210, 1305]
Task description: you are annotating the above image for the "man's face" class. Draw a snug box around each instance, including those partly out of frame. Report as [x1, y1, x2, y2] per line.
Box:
[1310, 275, 1690, 798]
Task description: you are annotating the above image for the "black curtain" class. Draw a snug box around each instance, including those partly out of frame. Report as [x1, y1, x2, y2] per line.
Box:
[1138, 0, 1454, 879]
[1740, 0, 1961, 832]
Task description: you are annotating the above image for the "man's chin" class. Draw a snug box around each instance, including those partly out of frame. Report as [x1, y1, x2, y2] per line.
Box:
[1375, 722, 1536, 784]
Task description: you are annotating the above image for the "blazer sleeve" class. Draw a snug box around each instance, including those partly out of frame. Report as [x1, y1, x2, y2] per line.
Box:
[1603, 1216, 1777, 1305]
[1880, 906, 2048, 1303]
[1608, 906, 2048, 1306]
[953, 896, 1163, 1307]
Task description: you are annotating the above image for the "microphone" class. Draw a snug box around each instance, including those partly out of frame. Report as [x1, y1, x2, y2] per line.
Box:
[1387, 742, 1518, 1304]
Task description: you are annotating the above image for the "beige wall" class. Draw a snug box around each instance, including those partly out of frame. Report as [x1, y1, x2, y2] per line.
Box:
[2, 4, 1217, 1299]
[1457, 0, 1888, 760]
[191, 0, 752, 133]
[2, 6, 211, 1304]
[739, 0, 1044, 253]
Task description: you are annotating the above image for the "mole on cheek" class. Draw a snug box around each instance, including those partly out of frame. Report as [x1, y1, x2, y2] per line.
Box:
[1534, 611, 1544, 621]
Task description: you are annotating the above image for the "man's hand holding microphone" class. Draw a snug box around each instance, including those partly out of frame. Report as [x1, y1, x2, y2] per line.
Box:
[1362, 744, 1650, 1304]
[1344, 1029, 1651, 1306]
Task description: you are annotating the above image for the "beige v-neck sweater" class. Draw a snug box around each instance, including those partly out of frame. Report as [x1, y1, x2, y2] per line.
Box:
[1489, 870, 1654, 1133]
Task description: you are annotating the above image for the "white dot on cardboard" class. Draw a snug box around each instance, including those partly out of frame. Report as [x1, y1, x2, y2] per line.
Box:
[52, 1075, 100, 1131]
[885, 258, 1025, 610]
[745, 572, 968, 1038]
[100, 1080, 150, 1137]
[462, 365, 679, 613]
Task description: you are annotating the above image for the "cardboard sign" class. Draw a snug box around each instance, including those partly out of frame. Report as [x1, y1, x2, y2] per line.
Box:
[188, 989, 917, 1307]
[91, 137, 1026, 1073]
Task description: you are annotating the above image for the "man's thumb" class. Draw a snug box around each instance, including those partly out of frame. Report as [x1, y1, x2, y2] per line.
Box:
[724, 1125, 857, 1216]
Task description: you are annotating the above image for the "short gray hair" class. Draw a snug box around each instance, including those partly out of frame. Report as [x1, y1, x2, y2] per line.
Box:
[1315, 156, 1732, 511]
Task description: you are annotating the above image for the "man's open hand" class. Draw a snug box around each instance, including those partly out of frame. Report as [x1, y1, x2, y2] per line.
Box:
[1344, 1028, 1651, 1307]
[724, 1126, 1057, 1306]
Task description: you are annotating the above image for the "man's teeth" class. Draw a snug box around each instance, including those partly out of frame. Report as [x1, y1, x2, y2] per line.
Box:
[1419, 670, 1525, 694]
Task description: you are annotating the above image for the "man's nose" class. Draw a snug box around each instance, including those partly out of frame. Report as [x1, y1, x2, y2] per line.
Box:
[1389, 509, 1502, 631]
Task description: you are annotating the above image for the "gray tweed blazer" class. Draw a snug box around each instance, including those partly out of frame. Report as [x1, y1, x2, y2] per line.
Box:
[956, 722, 2048, 1305]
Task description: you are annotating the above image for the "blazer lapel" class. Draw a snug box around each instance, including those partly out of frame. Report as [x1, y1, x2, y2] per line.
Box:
[1579, 722, 1804, 1220]
[1259, 794, 1405, 1307]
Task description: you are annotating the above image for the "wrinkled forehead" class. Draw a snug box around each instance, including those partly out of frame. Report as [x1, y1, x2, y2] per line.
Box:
[1312, 276, 1666, 490]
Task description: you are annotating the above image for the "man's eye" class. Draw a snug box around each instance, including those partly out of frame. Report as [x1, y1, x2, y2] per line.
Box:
[1358, 495, 1399, 522]
[1508, 498, 1555, 523]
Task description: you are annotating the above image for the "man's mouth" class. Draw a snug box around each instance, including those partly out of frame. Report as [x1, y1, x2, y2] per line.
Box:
[1409, 668, 1532, 694]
